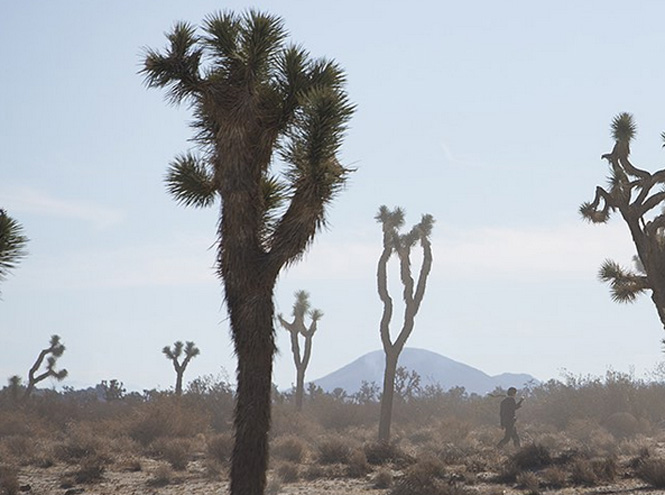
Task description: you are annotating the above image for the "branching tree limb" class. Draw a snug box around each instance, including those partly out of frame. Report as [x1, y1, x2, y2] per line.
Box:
[581, 112, 665, 331]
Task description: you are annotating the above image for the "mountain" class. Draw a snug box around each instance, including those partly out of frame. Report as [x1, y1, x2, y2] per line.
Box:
[311, 348, 536, 396]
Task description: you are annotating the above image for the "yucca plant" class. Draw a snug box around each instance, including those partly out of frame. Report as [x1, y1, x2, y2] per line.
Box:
[141, 10, 354, 495]
[581, 113, 665, 331]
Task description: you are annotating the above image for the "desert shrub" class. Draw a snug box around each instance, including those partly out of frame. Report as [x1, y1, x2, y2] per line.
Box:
[638, 458, 665, 488]
[276, 462, 298, 482]
[437, 443, 469, 465]
[0, 412, 33, 438]
[119, 457, 142, 472]
[364, 441, 411, 467]
[271, 435, 306, 463]
[0, 465, 18, 495]
[511, 444, 552, 471]
[628, 446, 651, 470]
[54, 425, 106, 464]
[516, 471, 539, 491]
[1, 435, 34, 463]
[302, 464, 325, 480]
[147, 464, 174, 487]
[604, 412, 641, 439]
[206, 433, 233, 465]
[317, 437, 351, 464]
[266, 476, 282, 495]
[390, 459, 472, 495]
[346, 448, 371, 477]
[127, 397, 208, 446]
[153, 438, 191, 470]
[374, 468, 393, 488]
[540, 466, 568, 488]
[74, 455, 106, 484]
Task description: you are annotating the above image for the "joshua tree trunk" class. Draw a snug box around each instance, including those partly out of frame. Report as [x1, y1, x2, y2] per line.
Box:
[378, 349, 399, 442]
[227, 283, 275, 495]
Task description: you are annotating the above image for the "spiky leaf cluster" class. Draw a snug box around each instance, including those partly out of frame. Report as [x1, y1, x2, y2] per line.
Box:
[0, 209, 28, 287]
[598, 259, 649, 303]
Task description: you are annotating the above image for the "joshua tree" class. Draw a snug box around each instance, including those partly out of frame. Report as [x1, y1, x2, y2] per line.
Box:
[0, 209, 28, 295]
[142, 10, 353, 494]
[278, 290, 322, 411]
[162, 340, 200, 395]
[581, 113, 665, 331]
[23, 334, 67, 399]
[375, 206, 434, 444]
[8, 375, 22, 402]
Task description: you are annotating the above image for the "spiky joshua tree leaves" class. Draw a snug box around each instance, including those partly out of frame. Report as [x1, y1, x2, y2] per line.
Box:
[0, 209, 28, 296]
[581, 112, 665, 331]
[24, 335, 67, 400]
[375, 206, 434, 444]
[162, 340, 200, 396]
[278, 290, 323, 411]
[142, 10, 354, 494]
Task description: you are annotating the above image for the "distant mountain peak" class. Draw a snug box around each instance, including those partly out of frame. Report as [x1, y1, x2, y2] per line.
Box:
[311, 347, 536, 395]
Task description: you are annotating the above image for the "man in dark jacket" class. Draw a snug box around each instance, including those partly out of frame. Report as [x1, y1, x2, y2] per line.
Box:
[497, 387, 523, 448]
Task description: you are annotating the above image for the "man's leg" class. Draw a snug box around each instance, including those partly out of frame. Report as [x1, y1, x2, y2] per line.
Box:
[497, 427, 511, 448]
[511, 425, 521, 448]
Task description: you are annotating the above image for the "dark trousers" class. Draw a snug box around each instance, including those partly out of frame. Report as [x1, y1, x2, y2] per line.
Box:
[497, 421, 520, 448]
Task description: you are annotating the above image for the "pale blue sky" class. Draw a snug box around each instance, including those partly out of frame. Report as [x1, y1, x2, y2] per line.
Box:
[2, 1, 665, 392]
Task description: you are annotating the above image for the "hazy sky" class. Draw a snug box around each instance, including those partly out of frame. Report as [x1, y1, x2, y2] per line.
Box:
[3, 1, 665, 393]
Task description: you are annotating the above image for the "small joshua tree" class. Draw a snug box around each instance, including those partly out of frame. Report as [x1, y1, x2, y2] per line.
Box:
[163, 341, 200, 395]
[8, 375, 22, 402]
[375, 206, 434, 444]
[581, 113, 665, 331]
[24, 334, 67, 399]
[278, 290, 322, 411]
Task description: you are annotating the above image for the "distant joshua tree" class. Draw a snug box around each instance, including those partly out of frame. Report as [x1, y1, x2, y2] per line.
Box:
[24, 334, 68, 399]
[278, 290, 323, 411]
[0, 209, 28, 296]
[581, 113, 665, 332]
[162, 341, 200, 396]
[142, 10, 353, 494]
[375, 206, 434, 444]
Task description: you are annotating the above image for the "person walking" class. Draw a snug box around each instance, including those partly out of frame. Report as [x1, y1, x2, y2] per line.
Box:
[497, 387, 523, 448]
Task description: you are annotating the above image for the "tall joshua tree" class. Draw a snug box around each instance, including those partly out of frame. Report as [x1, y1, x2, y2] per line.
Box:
[24, 334, 67, 399]
[162, 340, 200, 395]
[142, 10, 354, 494]
[581, 113, 665, 331]
[278, 290, 322, 411]
[0, 209, 28, 296]
[375, 206, 434, 444]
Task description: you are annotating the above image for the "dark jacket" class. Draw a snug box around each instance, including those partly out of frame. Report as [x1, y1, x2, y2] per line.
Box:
[500, 396, 522, 427]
